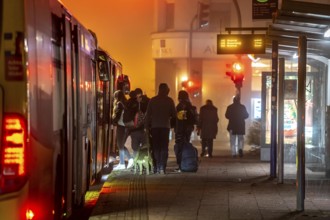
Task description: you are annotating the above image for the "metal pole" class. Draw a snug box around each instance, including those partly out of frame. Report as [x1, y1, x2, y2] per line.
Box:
[270, 40, 278, 178]
[188, 15, 197, 78]
[278, 58, 285, 183]
[297, 35, 306, 211]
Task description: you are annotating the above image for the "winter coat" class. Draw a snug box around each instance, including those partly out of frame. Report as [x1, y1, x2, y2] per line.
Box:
[225, 101, 249, 135]
[175, 100, 197, 135]
[145, 85, 176, 129]
[198, 104, 219, 139]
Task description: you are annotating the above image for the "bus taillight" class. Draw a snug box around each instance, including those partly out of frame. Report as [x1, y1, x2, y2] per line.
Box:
[26, 209, 35, 219]
[0, 114, 28, 194]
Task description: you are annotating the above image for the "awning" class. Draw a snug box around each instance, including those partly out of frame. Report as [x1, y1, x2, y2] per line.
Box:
[266, 0, 330, 58]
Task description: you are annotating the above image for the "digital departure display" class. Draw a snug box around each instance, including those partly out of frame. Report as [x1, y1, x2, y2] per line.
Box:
[217, 34, 266, 54]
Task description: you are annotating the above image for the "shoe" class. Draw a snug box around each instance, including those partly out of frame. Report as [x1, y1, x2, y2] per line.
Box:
[200, 152, 205, 157]
[127, 158, 134, 169]
[174, 168, 181, 173]
[113, 164, 126, 171]
[109, 156, 116, 163]
[208, 155, 213, 158]
[159, 169, 165, 175]
[239, 149, 243, 157]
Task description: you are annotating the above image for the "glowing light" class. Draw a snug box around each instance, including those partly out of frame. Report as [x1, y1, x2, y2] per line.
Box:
[3, 115, 26, 176]
[324, 28, 330, 38]
[181, 75, 188, 82]
[232, 62, 244, 74]
[248, 54, 261, 63]
[26, 209, 35, 220]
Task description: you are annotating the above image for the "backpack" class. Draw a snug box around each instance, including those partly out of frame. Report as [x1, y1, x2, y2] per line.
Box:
[124, 102, 145, 129]
[180, 142, 198, 172]
[134, 110, 145, 128]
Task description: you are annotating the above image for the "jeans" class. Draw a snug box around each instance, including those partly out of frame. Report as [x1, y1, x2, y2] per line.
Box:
[229, 130, 244, 156]
[116, 125, 131, 165]
[150, 128, 170, 171]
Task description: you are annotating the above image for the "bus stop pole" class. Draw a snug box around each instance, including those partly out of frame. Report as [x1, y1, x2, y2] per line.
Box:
[270, 40, 278, 178]
[297, 35, 306, 211]
[278, 58, 285, 184]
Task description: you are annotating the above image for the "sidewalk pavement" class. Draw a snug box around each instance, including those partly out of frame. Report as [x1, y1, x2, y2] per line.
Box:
[86, 141, 330, 220]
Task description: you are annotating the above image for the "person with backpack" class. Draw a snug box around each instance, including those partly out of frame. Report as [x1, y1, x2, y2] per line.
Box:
[225, 95, 249, 158]
[144, 83, 176, 174]
[111, 90, 134, 170]
[128, 88, 150, 158]
[198, 99, 219, 158]
[173, 90, 198, 172]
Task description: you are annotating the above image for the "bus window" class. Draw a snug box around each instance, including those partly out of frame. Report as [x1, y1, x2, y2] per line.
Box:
[97, 55, 109, 81]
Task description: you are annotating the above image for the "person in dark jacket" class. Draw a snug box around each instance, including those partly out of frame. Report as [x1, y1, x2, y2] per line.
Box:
[173, 90, 198, 172]
[225, 95, 249, 158]
[128, 88, 150, 158]
[145, 83, 176, 174]
[198, 99, 219, 158]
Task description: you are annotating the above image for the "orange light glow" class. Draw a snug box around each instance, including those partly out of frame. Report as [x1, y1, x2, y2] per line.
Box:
[4, 148, 25, 175]
[26, 209, 35, 220]
[232, 62, 244, 74]
[5, 118, 22, 130]
[3, 115, 26, 176]
[6, 132, 24, 144]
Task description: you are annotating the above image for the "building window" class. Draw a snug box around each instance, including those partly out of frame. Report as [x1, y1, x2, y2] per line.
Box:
[166, 3, 174, 30]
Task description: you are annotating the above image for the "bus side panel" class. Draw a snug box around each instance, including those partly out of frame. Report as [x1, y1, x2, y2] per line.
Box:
[25, 0, 65, 218]
[26, 0, 58, 217]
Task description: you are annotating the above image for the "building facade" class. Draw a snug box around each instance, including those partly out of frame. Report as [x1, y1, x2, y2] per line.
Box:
[151, 0, 274, 142]
[151, 0, 330, 180]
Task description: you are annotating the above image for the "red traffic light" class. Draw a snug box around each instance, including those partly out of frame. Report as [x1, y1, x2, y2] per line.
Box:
[225, 62, 245, 88]
[232, 62, 244, 74]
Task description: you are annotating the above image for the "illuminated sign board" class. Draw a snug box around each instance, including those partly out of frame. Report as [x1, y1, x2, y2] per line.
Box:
[253, 0, 278, 20]
[217, 34, 266, 54]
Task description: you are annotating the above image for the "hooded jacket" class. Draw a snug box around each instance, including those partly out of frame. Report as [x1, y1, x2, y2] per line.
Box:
[145, 83, 176, 129]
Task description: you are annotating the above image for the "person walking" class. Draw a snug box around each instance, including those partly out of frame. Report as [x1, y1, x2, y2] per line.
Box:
[173, 90, 198, 172]
[197, 99, 219, 158]
[145, 83, 176, 174]
[225, 95, 249, 158]
[111, 90, 134, 170]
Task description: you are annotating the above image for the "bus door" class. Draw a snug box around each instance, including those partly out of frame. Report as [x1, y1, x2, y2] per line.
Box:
[50, 12, 75, 217]
[71, 23, 97, 206]
[61, 13, 75, 215]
